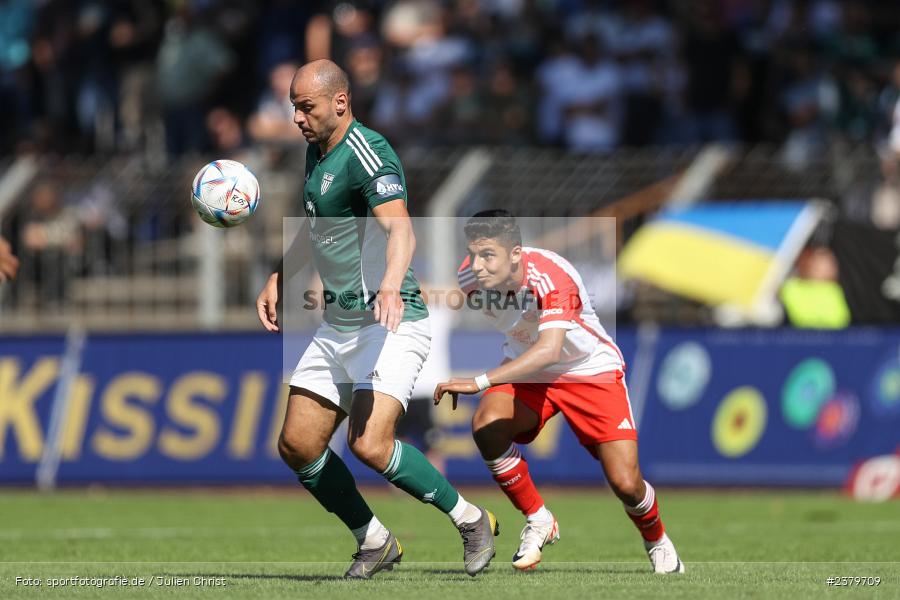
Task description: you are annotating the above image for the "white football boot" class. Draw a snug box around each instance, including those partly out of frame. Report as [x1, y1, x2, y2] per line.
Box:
[512, 517, 559, 570]
[644, 533, 685, 574]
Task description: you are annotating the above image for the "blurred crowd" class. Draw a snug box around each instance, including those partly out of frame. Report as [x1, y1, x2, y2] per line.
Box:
[3, 0, 900, 326]
[1, 0, 900, 159]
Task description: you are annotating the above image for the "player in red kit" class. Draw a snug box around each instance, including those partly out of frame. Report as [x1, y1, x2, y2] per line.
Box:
[434, 210, 684, 573]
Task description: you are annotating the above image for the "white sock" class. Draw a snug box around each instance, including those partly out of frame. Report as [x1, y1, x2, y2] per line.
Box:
[447, 494, 482, 526]
[526, 505, 553, 524]
[350, 516, 390, 550]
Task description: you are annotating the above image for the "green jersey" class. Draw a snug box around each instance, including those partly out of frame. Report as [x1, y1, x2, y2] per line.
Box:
[302, 120, 428, 330]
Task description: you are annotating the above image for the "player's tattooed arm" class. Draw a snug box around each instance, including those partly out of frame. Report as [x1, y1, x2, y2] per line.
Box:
[371, 199, 415, 332]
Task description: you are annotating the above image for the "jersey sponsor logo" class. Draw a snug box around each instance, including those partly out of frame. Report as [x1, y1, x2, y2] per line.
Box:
[541, 308, 564, 317]
[372, 174, 404, 198]
[308, 231, 335, 245]
[321, 172, 335, 195]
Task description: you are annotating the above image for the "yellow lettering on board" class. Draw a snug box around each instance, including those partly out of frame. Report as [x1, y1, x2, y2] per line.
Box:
[60, 375, 94, 460]
[0, 357, 59, 461]
[91, 373, 160, 460]
[228, 372, 267, 459]
[158, 372, 226, 460]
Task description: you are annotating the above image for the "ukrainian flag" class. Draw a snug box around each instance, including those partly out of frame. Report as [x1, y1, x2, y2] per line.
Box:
[618, 202, 823, 312]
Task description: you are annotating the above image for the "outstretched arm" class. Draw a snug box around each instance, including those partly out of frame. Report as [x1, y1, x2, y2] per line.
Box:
[434, 328, 566, 408]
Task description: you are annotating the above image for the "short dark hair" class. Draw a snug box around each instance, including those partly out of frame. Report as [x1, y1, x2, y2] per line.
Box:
[464, 209, 522, 248]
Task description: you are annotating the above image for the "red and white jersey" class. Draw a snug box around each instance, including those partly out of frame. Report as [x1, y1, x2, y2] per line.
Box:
[458, 247, 623, 376]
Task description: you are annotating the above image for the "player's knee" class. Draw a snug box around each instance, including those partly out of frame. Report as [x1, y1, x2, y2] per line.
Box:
[472, 409, 512, 453]
[472, 405, 504, 436]
[607, 468, 643, 503]
[348, 435, 392, 471]
[277, 430, 320, 468]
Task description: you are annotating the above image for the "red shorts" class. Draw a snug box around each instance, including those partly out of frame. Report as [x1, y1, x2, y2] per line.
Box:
[487, 370, 637, 459]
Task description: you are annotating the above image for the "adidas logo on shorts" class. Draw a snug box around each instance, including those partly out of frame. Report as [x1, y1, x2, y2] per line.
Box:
[617, 418, 633, 430]
[365, 369, 381, 381]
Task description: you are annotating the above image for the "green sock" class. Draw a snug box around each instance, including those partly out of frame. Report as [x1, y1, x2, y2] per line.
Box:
[382, 440, 459, 513]
[295, 448, 373, 531]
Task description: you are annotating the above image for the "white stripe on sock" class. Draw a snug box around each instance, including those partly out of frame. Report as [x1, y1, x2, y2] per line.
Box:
[486, 444, 522, 475]
[624, 481, 655, 516]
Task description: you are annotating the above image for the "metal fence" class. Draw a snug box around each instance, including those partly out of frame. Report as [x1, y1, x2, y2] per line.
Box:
[0, 142, 887, 332]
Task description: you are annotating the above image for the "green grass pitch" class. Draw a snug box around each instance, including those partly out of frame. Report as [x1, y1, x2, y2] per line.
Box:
[0, 488, 898, 599]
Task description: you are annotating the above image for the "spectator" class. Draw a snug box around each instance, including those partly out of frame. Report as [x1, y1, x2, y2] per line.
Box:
[765, 0, 841, 45]
[613, 0, 677, 146]
[248, 61, 299, 144]
[156, 5, 235, 155]
[344, 39, 383, 123]
[0, 0, 36, 153]
[835, 64, 878, 143]
[481, 62, 531, 145]
[305, 0, 376, 67]
[0, 0, 899, 158]
[564, 0, 619, 52]
[20, 183, 81, 306]
[109, 0, 165, 151]
[73, 181, 128, 276]
[206, 107, 249, 161]
[535, 33, 579, 146]
[435, 65, 482, 145]
[380, 0, 473, 143]
[778, 44, 838, 169]
[370, 63, 421, 144]
[681, 1, 745, 143]
[71, 1, 118, 152]
[822, 1, 878, 66]
[557, 33, 623, 153]
[872, 61, 900, 230]
[780, 245, 851, 329]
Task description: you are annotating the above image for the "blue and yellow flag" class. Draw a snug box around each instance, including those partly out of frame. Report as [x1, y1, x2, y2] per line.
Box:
[618, 202, 823, 312]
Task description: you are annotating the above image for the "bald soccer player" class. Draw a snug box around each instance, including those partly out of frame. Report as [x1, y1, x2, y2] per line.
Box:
[255, 60, 499, 579]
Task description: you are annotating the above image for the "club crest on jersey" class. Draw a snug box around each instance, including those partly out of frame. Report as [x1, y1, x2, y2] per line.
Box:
[321, 172, 335, 195]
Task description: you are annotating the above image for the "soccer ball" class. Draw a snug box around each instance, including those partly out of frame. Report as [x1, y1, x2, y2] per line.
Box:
[191, 159, 260, 227]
